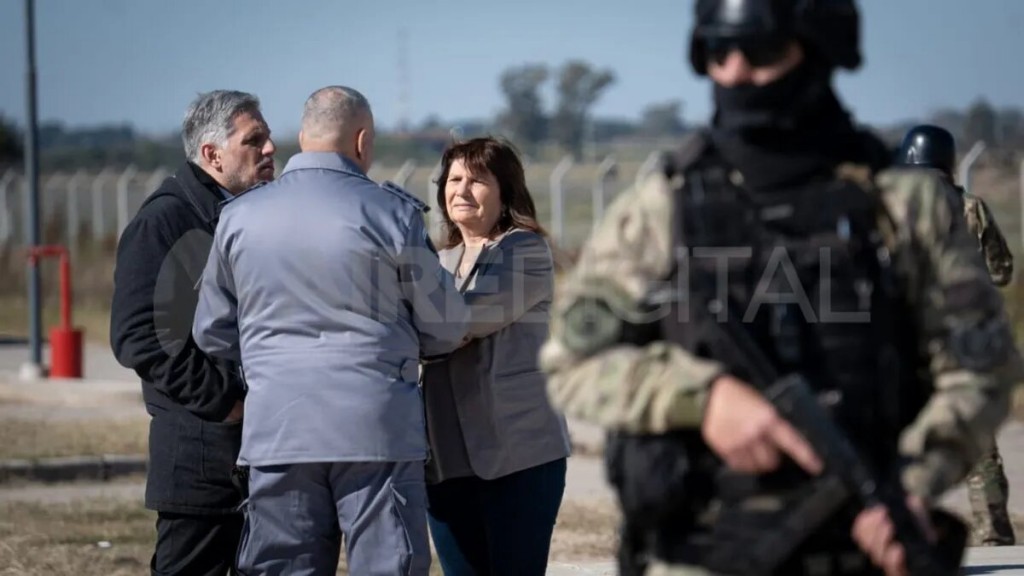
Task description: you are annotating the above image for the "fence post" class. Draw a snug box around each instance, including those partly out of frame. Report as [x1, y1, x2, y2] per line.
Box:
[592, 156, 617, 232]
[43, 171, 62, 226]
[635, 150, 662, 188]
[957, 141, 986, 194]
[90, 168, 113, 241]
[393, 159, 417, 189]
[116, 164, 138, 237]
[0, 170, 17, 244]
[550, 155, 574, 248]
[428, 161, 443, 240]
[65, 170, 87, 253]
[144, 167, 169, 199]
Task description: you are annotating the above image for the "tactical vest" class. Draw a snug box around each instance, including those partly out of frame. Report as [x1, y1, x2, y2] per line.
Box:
[607, 137, 930, 576]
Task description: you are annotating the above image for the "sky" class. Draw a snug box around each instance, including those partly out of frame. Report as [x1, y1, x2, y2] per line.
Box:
[0, 0, 1021, 138]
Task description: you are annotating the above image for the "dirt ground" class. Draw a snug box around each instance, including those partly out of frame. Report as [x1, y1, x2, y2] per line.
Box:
[0, 497, 153, 576]
[0, 354, 621, 573]
[5, 342, 1024, 572]
[0, 418, 148, 460]
[0, 475, 618, 576]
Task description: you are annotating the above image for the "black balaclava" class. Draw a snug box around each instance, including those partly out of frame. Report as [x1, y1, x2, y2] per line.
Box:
[712, 52, 828, 134]
[708, 52, 879, 190]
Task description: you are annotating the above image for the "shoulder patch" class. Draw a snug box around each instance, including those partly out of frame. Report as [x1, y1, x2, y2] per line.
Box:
[381, 180, 430, 213]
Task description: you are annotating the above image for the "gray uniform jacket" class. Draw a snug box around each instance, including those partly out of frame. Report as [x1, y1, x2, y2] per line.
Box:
[193, 152, 469, 467]
[422, 229, 571, 482]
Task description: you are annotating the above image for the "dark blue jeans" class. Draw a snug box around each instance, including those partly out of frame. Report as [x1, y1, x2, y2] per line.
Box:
[426, 457, 567, 576]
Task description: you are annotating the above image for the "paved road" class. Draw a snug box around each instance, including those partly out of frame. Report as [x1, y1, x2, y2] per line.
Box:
[546, 552, 1024, 575]
[0, 341, 137, 383]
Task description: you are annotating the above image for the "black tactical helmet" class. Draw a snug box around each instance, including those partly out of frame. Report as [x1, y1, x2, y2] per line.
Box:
[896, 124, 956, 177]
[689, 0, 862, 75]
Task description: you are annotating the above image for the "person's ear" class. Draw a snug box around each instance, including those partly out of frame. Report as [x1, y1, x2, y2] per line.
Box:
[356, 128, 368, 161]
[200, 143, 221, 169]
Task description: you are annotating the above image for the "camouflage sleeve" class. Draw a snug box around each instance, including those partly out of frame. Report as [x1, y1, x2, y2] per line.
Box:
[878, 170, 1024, 503]
[539, 171, 725, 434]
[974, 196, 1014, 286]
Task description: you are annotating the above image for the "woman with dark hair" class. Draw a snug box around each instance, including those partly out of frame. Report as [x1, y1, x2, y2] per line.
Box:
[421, 137, 571, 575]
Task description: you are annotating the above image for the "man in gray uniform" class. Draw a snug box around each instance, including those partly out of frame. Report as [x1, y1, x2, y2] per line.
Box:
[193, 85, 469, 576]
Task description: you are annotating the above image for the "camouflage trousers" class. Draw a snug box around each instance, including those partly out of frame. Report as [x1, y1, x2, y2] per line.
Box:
[967, 441, 1015, 546]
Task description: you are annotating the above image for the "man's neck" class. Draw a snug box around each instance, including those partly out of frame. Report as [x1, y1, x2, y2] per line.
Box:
[193, 162, 236, 194]
[301, 143, 362, 162]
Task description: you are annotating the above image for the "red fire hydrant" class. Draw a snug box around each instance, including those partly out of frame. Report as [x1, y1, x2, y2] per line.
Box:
[27, 245, 83, 379]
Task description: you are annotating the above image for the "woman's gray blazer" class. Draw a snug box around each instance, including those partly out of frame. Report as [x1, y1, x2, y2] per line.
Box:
[422, 228, 572, 482]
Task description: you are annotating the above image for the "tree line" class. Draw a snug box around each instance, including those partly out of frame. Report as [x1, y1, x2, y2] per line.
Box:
[491, 60, 686, 159]
[0, 61, 1020, 170]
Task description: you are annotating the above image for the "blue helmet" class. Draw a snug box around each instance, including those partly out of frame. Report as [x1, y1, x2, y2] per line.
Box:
[896, 124, 957, 177]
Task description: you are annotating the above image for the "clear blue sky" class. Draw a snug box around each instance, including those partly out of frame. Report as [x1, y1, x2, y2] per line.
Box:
[0, 0, 1020, 137]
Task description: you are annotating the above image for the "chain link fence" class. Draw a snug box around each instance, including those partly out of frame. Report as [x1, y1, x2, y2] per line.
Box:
[0, 153, 666, 258]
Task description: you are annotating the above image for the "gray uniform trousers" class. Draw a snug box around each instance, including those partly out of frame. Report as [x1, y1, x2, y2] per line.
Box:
[237, 460, 430, 575]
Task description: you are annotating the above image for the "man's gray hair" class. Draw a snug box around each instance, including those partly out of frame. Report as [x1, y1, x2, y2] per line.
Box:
[182, 90, 261, 163]
[301, 86, 372, 141]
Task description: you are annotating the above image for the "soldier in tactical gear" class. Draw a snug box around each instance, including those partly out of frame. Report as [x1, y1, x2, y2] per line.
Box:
[897, 124, 1014, 287]
[897, 124, 1016, 546]
[540, 1, 1022, 575]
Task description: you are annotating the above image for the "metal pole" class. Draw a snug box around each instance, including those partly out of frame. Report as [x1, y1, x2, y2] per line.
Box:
[22, 0, 43, 380]
[592, 155, 617, 231]
[550, 155, 574, 247]
[957, 140, 986, 194]
[1020, 158, 1024, 252]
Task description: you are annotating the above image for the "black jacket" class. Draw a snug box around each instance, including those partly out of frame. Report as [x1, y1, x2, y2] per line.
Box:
[111, 162, 245, 514]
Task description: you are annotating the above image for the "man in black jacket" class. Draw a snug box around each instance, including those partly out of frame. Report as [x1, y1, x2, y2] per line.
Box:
[110, 89, 276, 576]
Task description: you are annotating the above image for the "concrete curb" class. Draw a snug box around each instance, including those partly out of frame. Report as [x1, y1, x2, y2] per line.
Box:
[546, 562, 616, 575]
[0, 454, 147, 484]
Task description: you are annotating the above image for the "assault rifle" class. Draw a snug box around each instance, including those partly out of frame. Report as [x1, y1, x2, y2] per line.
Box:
[703, 298, 968, 576]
